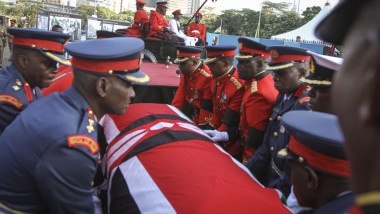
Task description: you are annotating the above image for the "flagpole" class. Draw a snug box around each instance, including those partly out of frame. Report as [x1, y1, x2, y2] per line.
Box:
[256, 3, 262, 38]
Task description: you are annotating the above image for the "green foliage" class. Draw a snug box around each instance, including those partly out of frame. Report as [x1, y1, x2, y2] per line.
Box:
[302, 6, 321, 24]
[0, 1, 7, 15]
[76, 5, 95, 30]
[201, 1, 319, 39]
[96, 6, 114, 19]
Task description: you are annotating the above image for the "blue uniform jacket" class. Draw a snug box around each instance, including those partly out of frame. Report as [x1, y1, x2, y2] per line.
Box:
[314, 191, 355, 214]
[0, 87, 99, 214]
[246, 84, 310, 197]
[0, 64, 42, 134]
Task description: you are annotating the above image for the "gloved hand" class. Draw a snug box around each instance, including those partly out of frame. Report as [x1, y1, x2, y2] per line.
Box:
[162, 27, 170, 33]
[203, 130, 229, 142]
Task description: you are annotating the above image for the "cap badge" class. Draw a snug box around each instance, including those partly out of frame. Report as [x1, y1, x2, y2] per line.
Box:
[239, 42, 242, 50]
[270, 49, 279, 59]
[310, 58, 315, 73]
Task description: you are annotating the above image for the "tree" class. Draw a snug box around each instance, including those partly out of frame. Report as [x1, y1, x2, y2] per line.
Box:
[76, 5, 95, 30]
[302, 6, 321, 24]
[96, 6, 115, 19]
[0, 1, 7, 15]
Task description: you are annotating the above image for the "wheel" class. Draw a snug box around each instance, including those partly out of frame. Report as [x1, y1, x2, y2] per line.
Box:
[142, 49, 157, 63]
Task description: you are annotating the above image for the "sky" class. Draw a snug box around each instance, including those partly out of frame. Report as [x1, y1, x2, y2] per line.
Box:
[204, 0, 338, 14]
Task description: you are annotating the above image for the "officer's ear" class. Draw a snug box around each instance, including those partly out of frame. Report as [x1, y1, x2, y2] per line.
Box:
[96, 77, 111, 98]
[304, 166, 319, 190]
[17, 54, 29, 69]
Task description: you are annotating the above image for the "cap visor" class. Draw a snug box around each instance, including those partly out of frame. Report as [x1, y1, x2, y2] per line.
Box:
[299, 77, 332, 86]
[174, 57, 189, 64]
[235, 55, 254, 60]
[118, 69, 150, 85]
[43, 51, 72, 66]
[203, 57, 217, 64]
[267, 62, 294, 71]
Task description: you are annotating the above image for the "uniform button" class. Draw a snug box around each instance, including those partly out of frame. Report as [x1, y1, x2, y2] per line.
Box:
[274, 132, 278, 137]
[277, 116, 282, 120]
[89, 110, 93, 115]
[271, 146, 274, 151]
[25, 83, 29, 86]
[269, 118, 272, 121]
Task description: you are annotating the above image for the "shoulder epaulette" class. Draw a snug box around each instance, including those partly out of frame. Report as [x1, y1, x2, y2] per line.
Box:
[200, 69, 210, 77]
[294, 84, 308, 97]
[230, 77, 242, 89]
[67, 135, 99, 154]
[251, 81, 258, 93]
[0, 94, 24, 109]
[298, 96, 310, 104]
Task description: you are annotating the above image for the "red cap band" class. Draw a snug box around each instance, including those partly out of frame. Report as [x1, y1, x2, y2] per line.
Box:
[72, 57, 140, 73]
[13, 37, 67, 53]
[289, 136, 351, 177]
[239, 46, 270, 58]
[271, 55, 310, 63]
[207, 50, 235, 57]
[178, 52, 201, 57]
[156, 2, 167, 6]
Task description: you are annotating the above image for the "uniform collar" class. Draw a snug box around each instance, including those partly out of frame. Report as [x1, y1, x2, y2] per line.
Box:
[216, 66, 235, 81]
[7, 64, 28, 84]
[62, 86, 91, 112]
[190, 62, 202, 78]
[253, 70, 268, 81]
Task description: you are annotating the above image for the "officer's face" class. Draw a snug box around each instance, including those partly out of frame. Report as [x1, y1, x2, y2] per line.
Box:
[237, 59, 259, 80]
[105, 76, 135, 115]
[273, 66, 302, 94]
[195, 16, 201, 24]
[179, 59, 196, 76]
[308, 86, 333, 114]
[23, 51, 58, 88]
[208, 59, 229, 78]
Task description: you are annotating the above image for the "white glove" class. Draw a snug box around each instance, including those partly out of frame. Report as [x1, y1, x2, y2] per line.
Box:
[203, 130, 229, 142]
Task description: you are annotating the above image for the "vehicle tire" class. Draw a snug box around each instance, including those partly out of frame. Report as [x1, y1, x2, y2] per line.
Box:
[142, 49, 157, 63]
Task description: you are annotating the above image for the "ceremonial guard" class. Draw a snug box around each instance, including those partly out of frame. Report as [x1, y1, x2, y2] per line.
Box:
[0, 37, 149, 213]
[0, 28, 71, 134]
[235, 38, 278, 164]
[203, 45, 245, 160]
[279, 111, 354, 214]
[124, 0, 149, 37]
[300, 51, 343, 114]
[246, 46, 310, 197]
[171, 46, 213, 128]
[186, 12, 206, 46]
[148, 2, 178, 42]
[0, 22, 6, 67]
[100, 103, 292, 214]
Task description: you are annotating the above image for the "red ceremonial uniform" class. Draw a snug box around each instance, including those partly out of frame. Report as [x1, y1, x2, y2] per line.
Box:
[100, 103, 292, 214]
[209, 67, 245, 156]
[171, 63, 213, 126]
[240, 72, 278, 163]
[42, 63, 73, 96]
[126, 9, 149, 37]
[148, 10, 169, 37]
[186, 22, 206, 42]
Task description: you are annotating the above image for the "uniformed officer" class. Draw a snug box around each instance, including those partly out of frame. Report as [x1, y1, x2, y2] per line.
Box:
[278, 110, 354, 214]
[0, 37, 149, 213]
[315, 0, 380, 213]
[7, 19, 17, 53]
[0, 23, 6, 67]
[0, 28, 71, 134]
[171, 45, 213, 128]
[42, 30, 127, 96]
[99, 103, 292, 214]
[124, 0, 149, 37]
[149, 2, 178, 42]
[246, 46, 310, 197]
[235, 37, 278, 164]
[203, 45, 245, 160]
[300, 51, 343, 114]
[186, 12, 206, 46]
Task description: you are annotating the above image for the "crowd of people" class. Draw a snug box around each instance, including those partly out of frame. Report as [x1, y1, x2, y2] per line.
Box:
[0, 0, 379, 213]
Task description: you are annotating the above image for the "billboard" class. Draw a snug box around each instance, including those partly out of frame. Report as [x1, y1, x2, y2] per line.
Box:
[86, 16, 131, 39]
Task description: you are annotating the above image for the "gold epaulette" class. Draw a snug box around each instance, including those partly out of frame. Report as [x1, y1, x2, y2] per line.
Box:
[230, 77, 242, 89]
[200, 69, 211, 77]
[251, 81, 258, 93]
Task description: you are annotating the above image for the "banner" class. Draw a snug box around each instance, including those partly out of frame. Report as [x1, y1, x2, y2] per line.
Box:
[214, 19, 222, 34]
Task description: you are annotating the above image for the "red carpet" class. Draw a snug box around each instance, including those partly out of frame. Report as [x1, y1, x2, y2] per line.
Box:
[140, 62, 180, 87]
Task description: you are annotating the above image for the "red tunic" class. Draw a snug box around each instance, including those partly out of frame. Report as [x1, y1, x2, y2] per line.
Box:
[171, 63, 213, 126]
[42, 63, 73, 96]
[101, 103, 292, 214]
[240, 72, 278, 163]
[148, 10, 169, 37]
[126, 9, 149, 37]
[187, 22, 206, 41]
[209, 67, 245, 156]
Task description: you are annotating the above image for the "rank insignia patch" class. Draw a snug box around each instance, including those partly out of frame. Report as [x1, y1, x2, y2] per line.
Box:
[67, 135, 99, 154]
